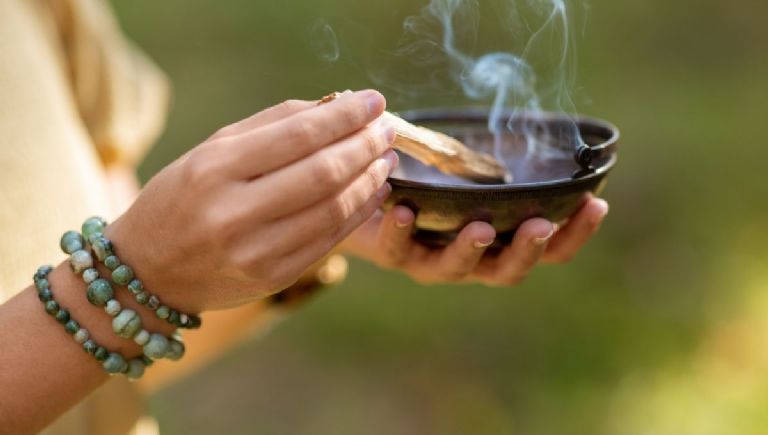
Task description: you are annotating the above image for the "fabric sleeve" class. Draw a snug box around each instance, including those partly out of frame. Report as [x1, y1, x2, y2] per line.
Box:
[52, 0, 171, 167]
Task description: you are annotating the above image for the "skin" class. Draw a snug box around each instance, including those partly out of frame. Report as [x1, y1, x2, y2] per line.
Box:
[344, 195, 608, 285]
[0, 90, 609, 434]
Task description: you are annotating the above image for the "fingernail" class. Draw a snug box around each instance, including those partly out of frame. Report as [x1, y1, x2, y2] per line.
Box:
[474, 239, 494, 249]
[592, 199, 610, 224]
[377, 182, 392, 199]
[532, 226, 556, 246]
[381, 150, 399, 175]
[395, 219, 411, 229]
[366, 91, 385, 116]
[342, 89, 354, 95]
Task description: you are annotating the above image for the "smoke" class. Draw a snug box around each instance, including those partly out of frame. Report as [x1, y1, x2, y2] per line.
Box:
[400, 0, 585, 165]
[310, 19, 341, 63]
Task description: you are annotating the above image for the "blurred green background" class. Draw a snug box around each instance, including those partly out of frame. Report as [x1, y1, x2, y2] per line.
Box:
[111, 0, 768, 433]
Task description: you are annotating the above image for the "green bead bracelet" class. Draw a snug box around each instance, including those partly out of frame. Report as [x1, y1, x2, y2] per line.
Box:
[61, 218, 202, 330]
[33, 265, 149, 380]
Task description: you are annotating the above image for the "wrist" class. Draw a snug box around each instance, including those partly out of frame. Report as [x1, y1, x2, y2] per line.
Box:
[104, 216, 202, 315]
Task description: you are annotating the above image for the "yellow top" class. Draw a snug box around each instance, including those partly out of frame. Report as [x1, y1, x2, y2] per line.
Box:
[0, 0, 168, 433]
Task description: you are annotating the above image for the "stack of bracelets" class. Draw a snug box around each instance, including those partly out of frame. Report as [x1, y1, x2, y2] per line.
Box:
[32, 217, 202, 380]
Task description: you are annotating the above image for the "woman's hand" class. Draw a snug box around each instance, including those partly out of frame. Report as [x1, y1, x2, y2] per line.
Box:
[342, 195, 609, 286]
[107, 90, 397, 313]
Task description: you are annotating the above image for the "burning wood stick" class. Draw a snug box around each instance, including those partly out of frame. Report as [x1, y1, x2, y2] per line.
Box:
[320, 93, 511, 184]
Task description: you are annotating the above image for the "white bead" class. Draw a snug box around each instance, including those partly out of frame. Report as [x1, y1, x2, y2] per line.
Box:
[74, 329, 89, 344]
[104, 299, 122, 317]
[134, 329, 150, 346]
[82, 268, 100, 284]
[69, 250, 94, 274]
[180, 314, 189, 325]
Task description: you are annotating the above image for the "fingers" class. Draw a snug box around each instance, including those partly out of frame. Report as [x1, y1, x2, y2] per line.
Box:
[431, 222, 496, 281]
[249, 123, 396, 219]
[226, 90, 387, 177]
[475, 218, 554, 286]
[375, 206, 417, 267]
[542, 196, 609, 264]
[209, 99, 317, 140]
[277, 183, 392, 279]
[260, 156, 397, 258]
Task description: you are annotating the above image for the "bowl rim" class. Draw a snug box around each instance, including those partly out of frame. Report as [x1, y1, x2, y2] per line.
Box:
[389, 108, 619, 192]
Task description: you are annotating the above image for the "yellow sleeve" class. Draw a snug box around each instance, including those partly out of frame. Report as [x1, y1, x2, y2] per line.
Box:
[52, 0, 171, 167]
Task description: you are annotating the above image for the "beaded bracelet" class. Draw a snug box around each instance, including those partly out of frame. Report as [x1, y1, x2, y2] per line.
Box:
[33, 265, 151, 379]
[61, 216, 201, 330]
[61, 220, 187, 362]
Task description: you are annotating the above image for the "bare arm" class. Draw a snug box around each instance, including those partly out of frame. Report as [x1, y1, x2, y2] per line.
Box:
[0, 263, 176, 435]
[0, 90, 395, 432]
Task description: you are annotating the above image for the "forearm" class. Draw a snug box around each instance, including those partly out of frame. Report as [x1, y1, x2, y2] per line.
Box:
[0, 262, 175, 434]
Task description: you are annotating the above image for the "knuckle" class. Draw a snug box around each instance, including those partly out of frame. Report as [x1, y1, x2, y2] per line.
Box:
[228, 251, 257, 275]
[278, 99, 304, 114]
[364, 166, 383, 196]
[203, 208, 235, 241]
[327, 195, 352, 225]
[211, 125, 235, 140]
[312, 154, 345, 186]
[290, 120, 318, 145]
[361, 128, 385, 159]
[183, 152, 219, 188]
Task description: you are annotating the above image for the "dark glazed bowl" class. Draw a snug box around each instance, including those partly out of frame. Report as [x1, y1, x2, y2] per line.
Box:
[384, 109, 619, 249]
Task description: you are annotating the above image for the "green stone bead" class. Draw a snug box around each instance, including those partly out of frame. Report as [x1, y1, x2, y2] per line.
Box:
[81, 217, 107, 242]
[94, 347, 109, 361]
[155, 306, 170, 320]
[44, 300, 59, 315]
[83, 339, 98, 354]
[91, 236, 113, 261]
[86, 279, 114, 306]
[38, 288, 53, 303]
[112, 265, 134, 286]
[74, 329, 89, 344]
[55, 309, 70, 324]
[165, 339, 186, 361]
[64, 319, 80, 334]
[104, 255, 121, 271]
[34, 265, 53, 281]
[34, 278, 49, 291]
[146, 295, 160, 310]
[104, 299, 122, 317]
[135, 292, 149, 305]
[112, 309, 143, 339]
[143, 334, 169, 359]
[127, 279, 143, 294]
[102, 352, 127, 374]
[140, 355, 155, 367]
[69, 250, 94, 274]
[168, 310, 180, 326]
[133, 330, 150, 346]
[82, 268, 100, 284]
[187, 315, 202, 329]
[60, 231, 85, 254]
[125, 359, 146, 380]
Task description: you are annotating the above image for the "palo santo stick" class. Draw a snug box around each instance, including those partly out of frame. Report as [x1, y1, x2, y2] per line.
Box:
[320, 93, 511, 183]
[381, 112, 511, 184]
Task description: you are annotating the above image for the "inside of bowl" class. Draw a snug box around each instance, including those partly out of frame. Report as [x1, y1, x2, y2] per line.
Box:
[392, 113, 611, 185]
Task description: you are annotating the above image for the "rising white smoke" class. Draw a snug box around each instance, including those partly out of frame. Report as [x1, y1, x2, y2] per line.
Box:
[402, 0, 584, 165]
